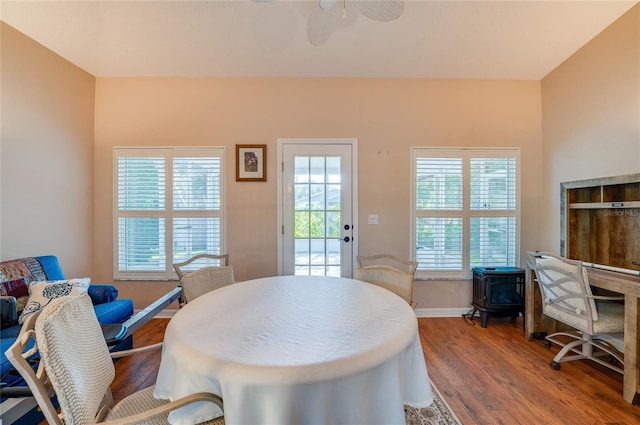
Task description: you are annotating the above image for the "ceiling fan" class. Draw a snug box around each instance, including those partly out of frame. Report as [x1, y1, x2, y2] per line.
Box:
[307, 0, 404, 46]
[254, 0, 405, 46]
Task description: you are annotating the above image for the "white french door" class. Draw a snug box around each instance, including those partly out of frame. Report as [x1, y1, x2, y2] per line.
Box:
[278, 139, 357, 277]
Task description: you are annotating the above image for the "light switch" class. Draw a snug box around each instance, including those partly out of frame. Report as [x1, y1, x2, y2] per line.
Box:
[368, 214, 378, 225]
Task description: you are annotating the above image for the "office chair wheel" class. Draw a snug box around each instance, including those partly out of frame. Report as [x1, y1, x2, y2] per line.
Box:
[543, 340, 552, 348]
[550, 361, 561, 370]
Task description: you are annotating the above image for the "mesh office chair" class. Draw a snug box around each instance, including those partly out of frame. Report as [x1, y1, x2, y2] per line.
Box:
[5, 294, 224, 424]
[355, 254, 418, 309]
[527, 251, 624, 373]
[173, 254, 234, 306]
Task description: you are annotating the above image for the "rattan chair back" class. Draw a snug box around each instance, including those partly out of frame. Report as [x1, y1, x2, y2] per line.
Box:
[355, 254, 418, 309]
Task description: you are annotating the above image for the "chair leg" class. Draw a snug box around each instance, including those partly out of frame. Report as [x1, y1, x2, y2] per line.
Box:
[550, 336, 588, 367]
[579, 333, 594, 357]
[545, 331, 624, 374]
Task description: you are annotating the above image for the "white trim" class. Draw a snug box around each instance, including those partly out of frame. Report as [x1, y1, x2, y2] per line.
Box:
[134, 308, 177, 319]
[155, 305, 475, 320]
[415, 307, 471, 318]
[149, 307, 473, 320]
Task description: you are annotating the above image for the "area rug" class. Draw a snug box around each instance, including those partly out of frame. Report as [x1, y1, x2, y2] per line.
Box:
[405, 381, 462, 425]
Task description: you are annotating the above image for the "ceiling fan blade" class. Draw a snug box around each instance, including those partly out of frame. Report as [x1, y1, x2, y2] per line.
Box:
[319, 0, 337, 10]
[353, 0, 404, 22]
[307, 2, 341, 46]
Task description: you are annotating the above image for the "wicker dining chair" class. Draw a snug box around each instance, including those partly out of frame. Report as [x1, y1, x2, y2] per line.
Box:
[173, 254, 230, 279]
[527, 251, 624, 373]
[5, 294, 224, 424]
[173, 254, 234, 306]
[355, 254, 418, 309]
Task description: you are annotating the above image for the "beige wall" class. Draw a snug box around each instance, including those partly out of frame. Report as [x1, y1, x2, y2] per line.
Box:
[0, 19, 543, 313]
[95, 78, 542, 311]
[4, 6, 637, 315]
[541, 4, 640, 253]
[0, 22, 96, 276]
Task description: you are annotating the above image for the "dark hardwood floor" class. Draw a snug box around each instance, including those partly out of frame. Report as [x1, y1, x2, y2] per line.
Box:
[89, 316, 640, 424]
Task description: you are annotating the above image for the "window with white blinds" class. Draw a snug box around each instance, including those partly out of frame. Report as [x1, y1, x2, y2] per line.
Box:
[412, 148, 520, 279]
[114, 148, 225, 280]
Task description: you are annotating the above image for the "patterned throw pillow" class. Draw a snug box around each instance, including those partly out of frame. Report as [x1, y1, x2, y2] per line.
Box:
[18, 278, 91, 324]
[0, 278, 29, 297]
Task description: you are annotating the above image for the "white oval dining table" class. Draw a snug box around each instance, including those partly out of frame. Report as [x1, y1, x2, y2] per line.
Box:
[153, 275, 432, 425]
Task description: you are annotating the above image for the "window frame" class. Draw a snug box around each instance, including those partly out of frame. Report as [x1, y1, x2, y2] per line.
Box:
[113, 147, 226, 280]
[411, 147, 521, 280]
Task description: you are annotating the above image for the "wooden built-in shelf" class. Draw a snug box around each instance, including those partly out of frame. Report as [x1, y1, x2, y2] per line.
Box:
[560, 173, 640, 272]
[569, 201, 640, 209]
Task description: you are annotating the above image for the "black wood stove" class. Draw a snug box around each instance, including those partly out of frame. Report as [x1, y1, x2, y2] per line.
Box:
[471, 266, 525, 328]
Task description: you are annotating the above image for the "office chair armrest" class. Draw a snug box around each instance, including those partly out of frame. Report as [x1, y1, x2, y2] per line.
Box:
[588, 294, 625, 301]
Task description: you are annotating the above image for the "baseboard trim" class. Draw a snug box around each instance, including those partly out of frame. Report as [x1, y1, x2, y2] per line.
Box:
[416, 307, 471, 318]
[133, 308, 178, 319]
[141, 307, 472, 319]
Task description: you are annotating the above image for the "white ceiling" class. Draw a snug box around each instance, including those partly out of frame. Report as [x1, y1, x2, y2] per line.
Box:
[1, 0, 637, 80]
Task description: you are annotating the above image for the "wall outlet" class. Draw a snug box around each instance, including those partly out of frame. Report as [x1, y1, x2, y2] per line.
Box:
[368, 214, 378, 225]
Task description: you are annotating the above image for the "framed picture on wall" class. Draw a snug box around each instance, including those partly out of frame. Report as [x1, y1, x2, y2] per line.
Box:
[236, 144, 266, 182]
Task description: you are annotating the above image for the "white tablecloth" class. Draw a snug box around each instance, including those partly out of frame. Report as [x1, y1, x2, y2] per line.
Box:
[154, 275, 432, 425]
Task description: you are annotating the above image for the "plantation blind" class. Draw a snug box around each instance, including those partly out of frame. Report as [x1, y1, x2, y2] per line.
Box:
[469, 157, 517, 268]
[114, 148, 225, 280]
[412, 148, 520, 279]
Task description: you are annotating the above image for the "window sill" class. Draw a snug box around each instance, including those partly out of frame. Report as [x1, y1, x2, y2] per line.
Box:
[415, 277, 472, 282]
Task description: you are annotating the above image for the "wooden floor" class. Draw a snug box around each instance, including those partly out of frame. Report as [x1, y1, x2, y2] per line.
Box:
[106, 316, 640, 424]
[420, 316, 640, 425]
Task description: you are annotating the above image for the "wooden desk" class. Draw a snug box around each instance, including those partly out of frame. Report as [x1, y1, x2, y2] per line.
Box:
[525, 265, 640, 404]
